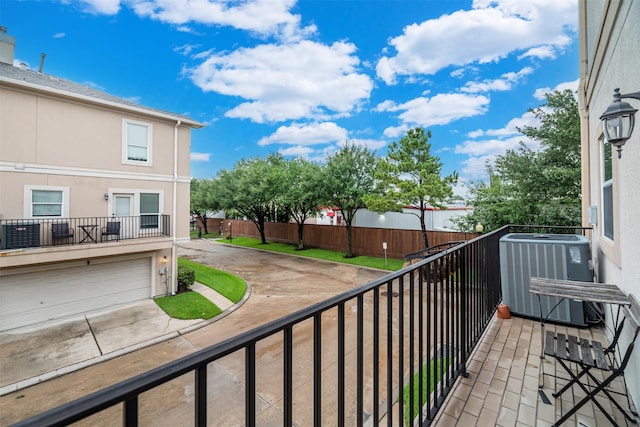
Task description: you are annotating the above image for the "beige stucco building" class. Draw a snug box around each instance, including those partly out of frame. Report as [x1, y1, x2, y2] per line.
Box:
[0, 29, 203, 331]
[578, 0, 640, 410]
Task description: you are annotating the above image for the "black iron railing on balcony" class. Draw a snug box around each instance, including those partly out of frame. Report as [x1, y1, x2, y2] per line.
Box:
[0, 215, 171, 250]
[12, 225, 590, 426]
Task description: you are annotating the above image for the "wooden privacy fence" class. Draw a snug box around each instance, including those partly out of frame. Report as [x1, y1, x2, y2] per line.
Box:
[205, 218, 477, 260]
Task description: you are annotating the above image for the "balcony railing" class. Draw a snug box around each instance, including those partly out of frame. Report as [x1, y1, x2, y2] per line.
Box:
[12, 225, 589, 426]
[0, 215, 171, 250]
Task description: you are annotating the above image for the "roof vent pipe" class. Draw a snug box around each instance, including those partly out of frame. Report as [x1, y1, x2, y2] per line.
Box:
[38, 52, 46, 73]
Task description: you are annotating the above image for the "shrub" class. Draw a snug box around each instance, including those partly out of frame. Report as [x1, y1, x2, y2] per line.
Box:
[177, 265, 195, 293]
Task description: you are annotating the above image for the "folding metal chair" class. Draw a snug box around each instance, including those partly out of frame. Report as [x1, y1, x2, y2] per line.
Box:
[544, 315, 639, 426]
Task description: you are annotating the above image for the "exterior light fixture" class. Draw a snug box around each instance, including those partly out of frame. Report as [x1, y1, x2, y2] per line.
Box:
[600, 88, 640, 158]
[475, 223, 484, 233]
[104, 192, 109, 200]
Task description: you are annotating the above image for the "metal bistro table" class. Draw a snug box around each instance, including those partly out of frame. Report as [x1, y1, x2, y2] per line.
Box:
[78, 224, 99, 243]
[529, 277, 633, 424]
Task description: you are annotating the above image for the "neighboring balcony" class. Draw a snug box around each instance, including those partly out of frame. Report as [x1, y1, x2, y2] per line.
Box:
[0, 215, 172, 269]
[0, 215, 171, 250]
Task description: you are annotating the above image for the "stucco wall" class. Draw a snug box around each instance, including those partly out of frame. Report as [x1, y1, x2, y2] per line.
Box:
[580, 0, 640, 409]
[0, 82, 193, 243]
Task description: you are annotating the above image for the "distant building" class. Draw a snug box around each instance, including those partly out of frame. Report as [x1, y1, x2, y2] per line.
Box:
[315, 206, 472, 231]
[0, 28, 203, 331]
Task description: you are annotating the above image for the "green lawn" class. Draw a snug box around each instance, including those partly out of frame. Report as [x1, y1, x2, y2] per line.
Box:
[155, 292, 221, 320]
[403, 358, 450, 426]
[190, 230, 219, 239]
[178, 257, 247, 303]
[217, 236, 405, 271]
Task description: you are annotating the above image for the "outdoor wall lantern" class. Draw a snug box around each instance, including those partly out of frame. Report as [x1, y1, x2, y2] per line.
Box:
[600, 88, 640, 158]
[103, 192, 109, 200]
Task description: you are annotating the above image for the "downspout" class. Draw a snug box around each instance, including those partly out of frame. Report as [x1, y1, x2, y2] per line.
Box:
[172, 120, 181, 295]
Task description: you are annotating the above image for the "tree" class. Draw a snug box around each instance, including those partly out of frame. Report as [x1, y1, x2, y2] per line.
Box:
[322, 142, 377, 258]
[458, 89, 581, 231]
[190, 178, 219, 235]
[281, 158, 324, 250]
[363, 127, 458, 249]
[216, 154, 289, 244]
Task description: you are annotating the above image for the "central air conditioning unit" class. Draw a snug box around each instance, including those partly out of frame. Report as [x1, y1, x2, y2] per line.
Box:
[1, 223, 41, 250]
[499, 233, 593, 326]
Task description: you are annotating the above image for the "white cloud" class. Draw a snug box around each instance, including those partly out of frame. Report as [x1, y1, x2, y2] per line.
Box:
[382, 124, 410, 139]
[376, 0, 577, 84]
[461, 67, 533, 93]
[53, 32, 66, 39]
[176, 25, 195, 33]
[533, 79, 579, 100]
[456, 109, 544, 179]
[191, 152, 211, 162]
[459, 154, 496, 180]
[456, 135, 526, 157]
[173, 43, 200, 56]
[128, 0, 315, 41]
[258, 122, 348, 146]
[468, 111, 539, 138]
[278, 145, 315, 158]
[79, 0, 121, 14]
[378, 93, 490, 136]
[518, 45, 558, 60]
[187, 40, 373, 123]
[76, 0, 314, 41]
[348, 138, 387, 151]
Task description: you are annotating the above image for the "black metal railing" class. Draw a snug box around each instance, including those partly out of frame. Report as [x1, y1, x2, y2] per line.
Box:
[11, 225, 589, 426]
[0, 215, 171, 249]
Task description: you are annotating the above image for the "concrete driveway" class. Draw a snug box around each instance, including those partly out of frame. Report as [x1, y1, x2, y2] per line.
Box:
[0, 239, 387, 425]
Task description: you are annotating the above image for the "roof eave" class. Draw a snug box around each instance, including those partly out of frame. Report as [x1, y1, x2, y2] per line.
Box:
[0, 76, 205, 129]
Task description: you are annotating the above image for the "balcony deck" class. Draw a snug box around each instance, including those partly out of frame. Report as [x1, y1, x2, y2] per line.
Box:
[433, 314, 634, 427]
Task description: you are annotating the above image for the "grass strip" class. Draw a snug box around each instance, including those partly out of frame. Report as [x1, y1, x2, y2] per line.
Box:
[216, 236, 405, 271]
[178, 257, 247, 303]
[155, 292, 221, 320]
[403, 358, 450, 426]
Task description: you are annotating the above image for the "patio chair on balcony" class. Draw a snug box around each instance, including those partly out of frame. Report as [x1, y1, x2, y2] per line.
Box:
[101, 221, 120, 242]
[51, 223, 74, 246]
[544, 310, 640, 426]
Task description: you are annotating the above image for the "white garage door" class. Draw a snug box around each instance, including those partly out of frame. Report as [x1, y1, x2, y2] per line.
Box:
[0, 257, 151, 331]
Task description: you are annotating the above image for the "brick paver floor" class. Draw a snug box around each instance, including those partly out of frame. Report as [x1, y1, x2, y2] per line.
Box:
[433, 314, 636, 427]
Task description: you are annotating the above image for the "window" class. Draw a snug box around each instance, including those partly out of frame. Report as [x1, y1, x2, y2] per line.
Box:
[140, 193, 160, 229]
[32, 190, 63, 217]
[602, 140, 614, 240]
[24, 186, 69, 218]
[123, 119, 152, 165]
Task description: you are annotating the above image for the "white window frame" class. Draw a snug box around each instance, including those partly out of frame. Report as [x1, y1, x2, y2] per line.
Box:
[140, 192, 161, 229]
[24, 186, 70, 218]
[601, 139, 614, 242]
[108, 188, 164, 230]
[122, 119, 153, 166]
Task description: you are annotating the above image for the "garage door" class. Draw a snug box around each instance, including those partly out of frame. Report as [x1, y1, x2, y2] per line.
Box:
[0, 257, 151, 331]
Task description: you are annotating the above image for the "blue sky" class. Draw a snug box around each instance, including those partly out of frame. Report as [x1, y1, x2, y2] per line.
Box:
[3, 0, 579, 196]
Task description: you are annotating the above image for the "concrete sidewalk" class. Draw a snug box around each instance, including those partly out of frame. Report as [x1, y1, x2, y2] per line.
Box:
[0, 281, 241, 396]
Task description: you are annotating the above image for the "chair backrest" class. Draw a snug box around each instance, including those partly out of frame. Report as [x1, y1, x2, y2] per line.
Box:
[52, 223, 69, 236]
[617, 306, 640, 371]
[106, 222, 120, 234]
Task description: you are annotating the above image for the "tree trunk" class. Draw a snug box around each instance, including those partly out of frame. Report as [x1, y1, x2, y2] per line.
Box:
[296, 221, 305, 250]
[259, 222, 267, 244]
[197, 214, 209, 235]
[252, 219, 267, 244]
[420, 207, 429, 249]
